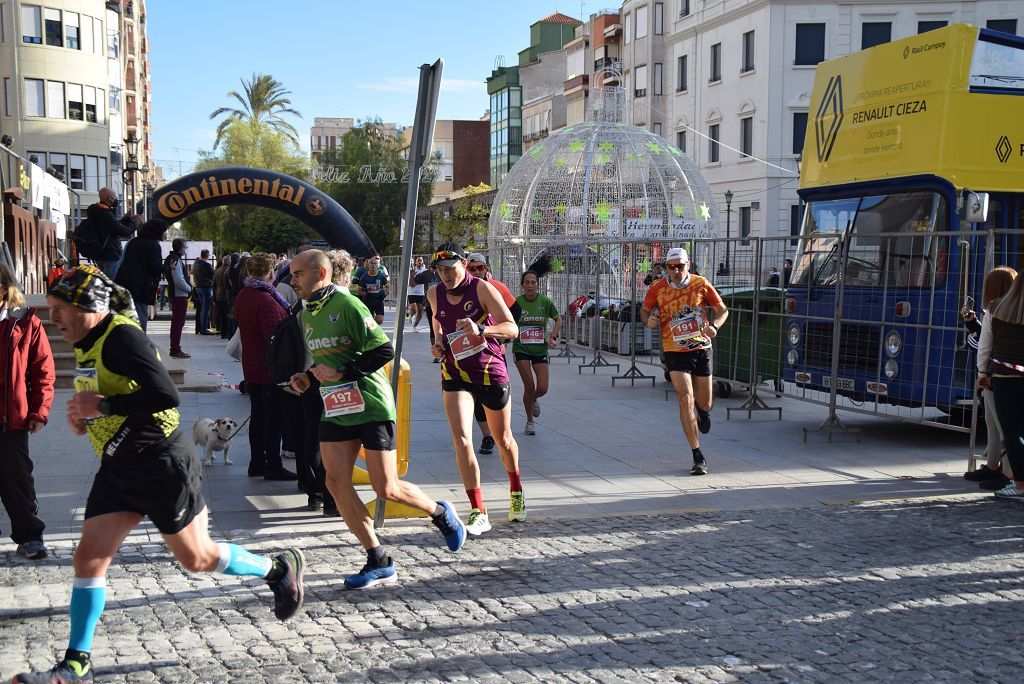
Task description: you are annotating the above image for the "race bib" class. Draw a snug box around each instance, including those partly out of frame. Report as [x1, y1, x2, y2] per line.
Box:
[670, 317, 703, 345]
[519, 326, 546, 343]
[74, 366, 99, 394]
[366, 283, 382, 294]
[447, 329, 487, 361]
[320, 382, 366, 417]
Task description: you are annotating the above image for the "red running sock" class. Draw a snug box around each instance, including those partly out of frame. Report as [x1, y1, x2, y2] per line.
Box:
[507, 470, 522, 493]
[466, 488, 485, 511]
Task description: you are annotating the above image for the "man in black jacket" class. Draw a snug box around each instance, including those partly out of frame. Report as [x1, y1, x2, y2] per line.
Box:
[89, 188, 139, 278]
[114, 219, 167, 332]
[192, 249, 215, 335]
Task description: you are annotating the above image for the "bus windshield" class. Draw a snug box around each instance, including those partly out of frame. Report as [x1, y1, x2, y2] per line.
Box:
[793, 191, 948, 288]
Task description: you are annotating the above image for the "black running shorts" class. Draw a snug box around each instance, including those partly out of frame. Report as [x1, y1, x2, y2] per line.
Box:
[319, 420, 396, 451]
[366, 300, 385, 317]
[442, 379, 511, 411]
[514, 352, 549, 364]
[85, 430, 205, 535]
[407, 294, 424, 305]
[664, 349, 712, 377]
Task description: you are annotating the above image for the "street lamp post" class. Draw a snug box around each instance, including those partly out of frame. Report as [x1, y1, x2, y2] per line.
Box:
[122, 133, 140, 216]
[724, 189, 733, 273]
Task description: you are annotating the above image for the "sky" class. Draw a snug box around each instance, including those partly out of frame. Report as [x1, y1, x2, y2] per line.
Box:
[148, 0, 595, 179]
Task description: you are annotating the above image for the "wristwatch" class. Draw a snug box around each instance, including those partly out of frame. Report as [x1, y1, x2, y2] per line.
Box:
[97, 398, 112, 416]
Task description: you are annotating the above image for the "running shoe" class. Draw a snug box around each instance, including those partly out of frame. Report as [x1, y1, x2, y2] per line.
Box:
[533, 401, 541, 418]
[344, 559, 398, 590]
[13, 657, 92, 683]
[17, 539, 48, 560]
[524, 421, 536, 435]
[980, 474, 1012, 490]
[479, 435, 495, 455]
[696, 405, 712, 434]
[465, 509, 492, 536]
[964, 465, 1004, 481]
[431, 500, 466, 552]
[994, 483, 1024, 501]
[508, 491, 527, 522]
[267, 548, 305, 621]
[691, 454, 708, 476]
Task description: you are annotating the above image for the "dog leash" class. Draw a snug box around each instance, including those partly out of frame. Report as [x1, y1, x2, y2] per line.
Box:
[226, 415, 251, 441]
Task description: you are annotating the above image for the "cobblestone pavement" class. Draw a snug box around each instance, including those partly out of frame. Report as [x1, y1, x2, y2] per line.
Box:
[3, 496, 1023, 682]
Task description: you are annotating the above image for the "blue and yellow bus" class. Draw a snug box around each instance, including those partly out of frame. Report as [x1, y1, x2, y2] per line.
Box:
[784, 23, 1024, 420]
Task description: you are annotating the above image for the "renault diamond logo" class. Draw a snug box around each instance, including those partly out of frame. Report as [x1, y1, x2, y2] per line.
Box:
[814, 75, 844, 163]
[996, 136, 1012, 164]
[903, 46, 910, 59]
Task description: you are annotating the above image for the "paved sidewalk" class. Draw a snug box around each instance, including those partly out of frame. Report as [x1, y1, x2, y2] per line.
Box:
[2, 310, 1021, 681]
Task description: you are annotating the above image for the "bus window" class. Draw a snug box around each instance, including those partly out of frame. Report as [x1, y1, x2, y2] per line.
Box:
[793, 192, 948, 288]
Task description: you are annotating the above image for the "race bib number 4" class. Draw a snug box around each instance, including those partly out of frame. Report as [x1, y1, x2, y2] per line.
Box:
[447, 329, 487, 361]
[320, 382, 366, 417]
[670, 318, 703, 345]
[519, 326, 546, 343]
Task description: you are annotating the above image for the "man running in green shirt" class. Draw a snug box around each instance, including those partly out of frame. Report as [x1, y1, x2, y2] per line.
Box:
[288, 250, 465, 589]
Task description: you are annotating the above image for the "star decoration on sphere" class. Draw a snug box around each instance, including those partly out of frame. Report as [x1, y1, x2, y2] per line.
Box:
[674, 203, 685, 217]
[530, 144, 545, 156]
[551, 256, 565, 273]
[639, 259, 652, 272]
[595, 201, 614, 224]
[595, 152, 612, 166]
[555, 203, 567, 215]
[644, 141, 662, 154]
[598, 142, 614, 152]
[500, 203, 513, 219]
[568, 141, 586, 153]
[531, 210, 543, 223]
[669, 146, 684, 157]
[698, 203, 712, 220]
[555, 157, 568, 168]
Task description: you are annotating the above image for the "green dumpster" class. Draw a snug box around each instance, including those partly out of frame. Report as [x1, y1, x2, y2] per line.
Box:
[712, 287, 785, 390]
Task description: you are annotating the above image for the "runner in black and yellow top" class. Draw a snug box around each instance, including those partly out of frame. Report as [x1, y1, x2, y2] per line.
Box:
[512, 254, 561, 436]
[287, 250, 465, 590]
[13, 267, 305, 684]
[640, 248, 728, 476]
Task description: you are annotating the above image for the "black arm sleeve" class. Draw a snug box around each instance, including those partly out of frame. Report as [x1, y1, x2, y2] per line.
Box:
[964, 317, 982, 335]
[101, 325, 181, 416]
[341, 342, 395, 381]
[510, 301, 523, 324]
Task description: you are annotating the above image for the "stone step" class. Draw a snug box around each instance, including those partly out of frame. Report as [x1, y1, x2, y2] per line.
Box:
[54, 367, 186, 390]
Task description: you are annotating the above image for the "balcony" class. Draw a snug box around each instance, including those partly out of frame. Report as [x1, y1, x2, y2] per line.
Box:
[603, 22, 622, 38]
[564, 73, 589, 97]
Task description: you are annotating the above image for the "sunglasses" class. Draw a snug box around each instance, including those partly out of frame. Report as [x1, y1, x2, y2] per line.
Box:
[433, 250, 462, 262]
[667, 263, 688, 271]
[467, 264, 487, 272]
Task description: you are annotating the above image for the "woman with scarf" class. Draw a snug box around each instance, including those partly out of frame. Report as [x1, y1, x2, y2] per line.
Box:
[234, 253, 297, 481]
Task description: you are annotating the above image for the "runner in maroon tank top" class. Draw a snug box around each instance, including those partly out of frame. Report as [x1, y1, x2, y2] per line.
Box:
[426, 243, 527, 536]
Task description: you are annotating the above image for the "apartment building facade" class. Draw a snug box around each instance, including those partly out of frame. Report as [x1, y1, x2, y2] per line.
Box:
[401, 118, 489, 204]
[0, 0, 152, 212]
[619, 0, 1022, 246]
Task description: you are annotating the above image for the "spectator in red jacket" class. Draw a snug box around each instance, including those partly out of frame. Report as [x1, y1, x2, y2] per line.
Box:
[0, 263, 56, 560]
[233, 253, 297, 482]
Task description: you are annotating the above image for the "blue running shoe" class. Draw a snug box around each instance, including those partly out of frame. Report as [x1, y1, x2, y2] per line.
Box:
[344, 559, 398, 590]
[431, 500, 466, 552]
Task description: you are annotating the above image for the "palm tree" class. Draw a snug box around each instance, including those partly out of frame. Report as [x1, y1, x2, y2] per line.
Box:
[209, 73, 302, 150]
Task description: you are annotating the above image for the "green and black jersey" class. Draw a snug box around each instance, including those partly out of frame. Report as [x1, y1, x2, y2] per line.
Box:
[512, 293, 560, 357]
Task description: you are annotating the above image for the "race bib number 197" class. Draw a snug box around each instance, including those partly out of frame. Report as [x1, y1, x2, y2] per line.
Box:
[320, 382, 366, 417]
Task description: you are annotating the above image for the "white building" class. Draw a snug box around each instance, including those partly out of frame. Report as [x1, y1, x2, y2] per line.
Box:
[620, 0, 1022, 247]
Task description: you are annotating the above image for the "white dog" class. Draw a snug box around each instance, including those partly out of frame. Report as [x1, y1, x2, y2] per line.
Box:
[193, 417, 238, 466]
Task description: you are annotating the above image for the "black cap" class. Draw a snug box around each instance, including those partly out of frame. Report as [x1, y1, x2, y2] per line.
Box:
[432, 242, 467, 266]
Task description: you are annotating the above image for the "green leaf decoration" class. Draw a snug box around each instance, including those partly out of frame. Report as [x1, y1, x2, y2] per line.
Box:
[568, 141, 586, 153]
[674, 203, 685, 217]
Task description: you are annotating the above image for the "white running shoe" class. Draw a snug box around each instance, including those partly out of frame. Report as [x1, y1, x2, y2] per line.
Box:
[524, 421, 536, 435]
[465, 508, 492, 535]
[508, 491, 527, 522]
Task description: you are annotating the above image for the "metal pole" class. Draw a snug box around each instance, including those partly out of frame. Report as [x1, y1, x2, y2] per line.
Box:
[579, 243, 619, 373]
[613, 240, 653, 386]
[378, 59, 443, 530]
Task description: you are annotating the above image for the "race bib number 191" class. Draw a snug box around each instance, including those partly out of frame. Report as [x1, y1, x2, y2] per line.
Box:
[320, 382, 366, 417]
[669, 318, 702, 345]
[447, 330, 487, 361]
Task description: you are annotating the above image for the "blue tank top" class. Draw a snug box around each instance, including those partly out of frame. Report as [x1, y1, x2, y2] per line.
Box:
[435, 274, 509, 386]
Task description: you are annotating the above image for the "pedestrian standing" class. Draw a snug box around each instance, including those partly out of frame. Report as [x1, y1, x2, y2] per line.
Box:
[977, 273, 1024, 501]
[213, 254, 231, 339]
[86, 188, 138, 279]
[233, 253, 297, 481]
[513, 255, 561, 436]
[192, 249, 215, 335]
[114, 219, 166, 332]
[427, 243, 527, 534]
[15, 266, 304, 684]
[964, 267, 1017, 490]
[288, 250, 465, 589]
[641, 247, 729, 475]
[163, 238, 191, 359]
[0, 263, 55, 561]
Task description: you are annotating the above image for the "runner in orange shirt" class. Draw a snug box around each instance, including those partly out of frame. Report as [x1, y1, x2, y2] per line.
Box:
[641, 247, 728, 475]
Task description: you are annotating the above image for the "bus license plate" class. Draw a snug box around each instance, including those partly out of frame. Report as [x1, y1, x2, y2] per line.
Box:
[822, 376, 855, 391]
